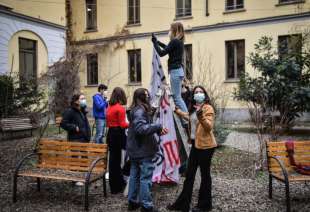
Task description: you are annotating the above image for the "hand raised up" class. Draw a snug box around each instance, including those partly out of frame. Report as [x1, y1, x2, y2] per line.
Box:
[151, 33, 157, 43]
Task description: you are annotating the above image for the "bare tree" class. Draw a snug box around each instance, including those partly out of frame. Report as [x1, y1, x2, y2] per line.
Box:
[193, 47, 230, 119]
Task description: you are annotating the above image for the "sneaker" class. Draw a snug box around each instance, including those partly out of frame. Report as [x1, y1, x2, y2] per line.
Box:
[128, 201, 140, 211]
[75, 182, 84, 186]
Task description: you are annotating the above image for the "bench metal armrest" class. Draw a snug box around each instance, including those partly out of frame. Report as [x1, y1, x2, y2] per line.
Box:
[14, 152, 39, 176]
[270, 156, 289, 182]
[85, 157, 106, 183]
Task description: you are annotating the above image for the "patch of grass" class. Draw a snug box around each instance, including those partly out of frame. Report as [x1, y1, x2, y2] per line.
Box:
[255, 170, 268, 183]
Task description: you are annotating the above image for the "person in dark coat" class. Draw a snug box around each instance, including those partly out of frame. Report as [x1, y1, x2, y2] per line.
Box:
[60, 93, 91, 142]
[126, 88, 168, 212]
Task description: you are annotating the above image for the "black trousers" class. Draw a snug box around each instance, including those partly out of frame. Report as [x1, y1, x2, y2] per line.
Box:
[107, 127, 126, 194]
[174, 145, 215, 211]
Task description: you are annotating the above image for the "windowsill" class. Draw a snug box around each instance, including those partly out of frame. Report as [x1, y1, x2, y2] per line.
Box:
[174, 15, 193, 21]
[223, 8, 246, 14]
[276, 0, 305, 6]
[85, 84, 98, 88]
[126, 83, 142, 86]
[126, 23, 141, 28]
[224, 79, 240, 83]
[84, 29, 98, 33]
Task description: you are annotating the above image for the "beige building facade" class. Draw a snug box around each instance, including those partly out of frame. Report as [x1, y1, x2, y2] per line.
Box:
[70, 0, 310, 122]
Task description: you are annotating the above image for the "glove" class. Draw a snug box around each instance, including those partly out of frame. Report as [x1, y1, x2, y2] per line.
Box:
[151, 33, 157, 43]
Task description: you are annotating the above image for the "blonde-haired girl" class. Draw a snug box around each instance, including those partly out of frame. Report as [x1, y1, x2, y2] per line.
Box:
[152, 22, 188, 116]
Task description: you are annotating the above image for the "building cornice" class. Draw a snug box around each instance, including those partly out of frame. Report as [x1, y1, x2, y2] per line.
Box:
[0, 7, 66, 30]
[74, 12, 310, 45]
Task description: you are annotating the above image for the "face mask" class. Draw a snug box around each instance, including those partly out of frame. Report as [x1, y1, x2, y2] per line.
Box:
[194, 93, 205, 104]
[103, 90, 108, 97]
[80, 99, 87, 108]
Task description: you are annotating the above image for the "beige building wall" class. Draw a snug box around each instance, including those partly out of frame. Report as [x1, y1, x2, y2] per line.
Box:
[0, 0, 66, 26]
[79, 19, 310, 108]
[70, 0, 310, 121]
[70, 0, 310, 41]
[8, 30, 48, 78]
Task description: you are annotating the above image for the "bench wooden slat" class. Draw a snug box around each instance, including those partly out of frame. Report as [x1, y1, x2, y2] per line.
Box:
[1, 118, 31, 121]
[39, 155, 103, 163]
[272, 172, 310, 182]
[268, 156, 310, 161]
[40, 140, 106, 148]
[1, 120, 31, 123]
[39, 144, 107, 153]
[268, 151, 310, 156]
[19, 171, 86, 182]
[37, 164, 104, 172]
[39, 156, 106, 168]
[2, 127, 33, 131]
[38, 150, 105, 158]
[3, 124, 33, 127]
[269, 167, 295, 173]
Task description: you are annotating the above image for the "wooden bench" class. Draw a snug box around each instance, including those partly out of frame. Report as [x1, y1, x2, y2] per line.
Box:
[0, 117, 35, 137]
[13, 139, 108, 210]
[55, 116, 62, 134]
[266, 141, 310, 212]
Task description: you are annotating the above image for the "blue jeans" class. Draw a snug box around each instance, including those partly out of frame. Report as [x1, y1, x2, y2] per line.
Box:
[170, 67, 188, 113]
[128, 158, 155, 209]
[95, 118, 105, 144]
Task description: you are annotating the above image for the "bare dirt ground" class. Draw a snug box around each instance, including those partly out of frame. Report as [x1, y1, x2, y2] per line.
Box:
[0, 135, 309, 212]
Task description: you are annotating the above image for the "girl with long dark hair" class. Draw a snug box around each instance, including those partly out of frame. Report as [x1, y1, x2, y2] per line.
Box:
[167, 86, 217, 212]
[126, 88, 168, 212]
[106, 87, 129, 194]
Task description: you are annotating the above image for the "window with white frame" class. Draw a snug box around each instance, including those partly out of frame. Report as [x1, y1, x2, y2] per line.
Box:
[184, 44, 193, 81]
[226, 40, 245, 79]
[176, 0, 192, 18]
[85, 0, 97, 30]
[128, 49, 141, 83]
[128, 0, 140, 25]
[87, 53, 98, 85]
[19, 37, 37, 83]
[278, 34, 302, 60]
[226, 0, 244, 11]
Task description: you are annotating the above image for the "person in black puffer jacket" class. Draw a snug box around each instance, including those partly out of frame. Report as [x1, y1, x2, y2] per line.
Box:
[126, 88, 168, 212]
[60, 93, 91, 142]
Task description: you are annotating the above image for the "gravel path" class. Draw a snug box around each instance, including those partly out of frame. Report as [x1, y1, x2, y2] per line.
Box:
[223, 131, 310, 153]
[223, 132, 264, 153]
[0, 136, 309, 212]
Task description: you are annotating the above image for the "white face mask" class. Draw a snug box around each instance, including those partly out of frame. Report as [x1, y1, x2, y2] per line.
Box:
[103, 90, 108, 97]
[194, 93, 205, 104]
[79, 99, 87, 108]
